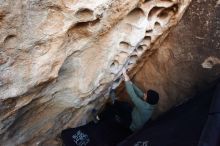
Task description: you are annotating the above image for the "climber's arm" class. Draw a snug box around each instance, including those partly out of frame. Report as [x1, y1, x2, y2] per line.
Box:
[125, 81, 145, 109]
[132, 83, 144, 98]
[122, 68, 144, 98]
[123, 69, 145, 109]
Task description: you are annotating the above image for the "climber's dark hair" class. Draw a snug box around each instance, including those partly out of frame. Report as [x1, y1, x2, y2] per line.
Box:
[146, 89, 159, 105]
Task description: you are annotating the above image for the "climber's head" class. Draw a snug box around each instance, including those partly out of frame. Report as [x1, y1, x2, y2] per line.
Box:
[144, 89, 159, 105]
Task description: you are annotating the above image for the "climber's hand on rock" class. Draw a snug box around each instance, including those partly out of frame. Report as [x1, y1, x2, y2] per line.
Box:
[122, 68, 129, 81]
[122, 68, 127, 76]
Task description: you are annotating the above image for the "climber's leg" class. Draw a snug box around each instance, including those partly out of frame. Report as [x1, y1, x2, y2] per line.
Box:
[113, 100, 132, 129]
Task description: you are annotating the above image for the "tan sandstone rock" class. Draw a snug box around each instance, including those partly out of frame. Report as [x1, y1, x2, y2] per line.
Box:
[0, 0, 192, 145]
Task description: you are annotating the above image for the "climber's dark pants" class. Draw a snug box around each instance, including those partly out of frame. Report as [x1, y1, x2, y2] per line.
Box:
[108, 90, 133, 130]
[99, 100, 133, 131]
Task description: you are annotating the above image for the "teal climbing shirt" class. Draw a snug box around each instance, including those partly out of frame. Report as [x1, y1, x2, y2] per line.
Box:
[125, 81, 155, 131]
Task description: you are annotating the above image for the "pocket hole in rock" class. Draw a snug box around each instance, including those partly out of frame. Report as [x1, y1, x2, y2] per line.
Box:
[117, 51, 129, 64]
[137, 46, 144, 53]
[129, 55, 138, 64]
[68, 22, 90, 37]
[158, 10, 169, 19]
[170, 4, 179, 13]
[3, 35, 17, 49]
[154, 22, 161, 29]
[158, 4, 179, 20]
[143, 36, 151, 45]
[146, 29, 153, 33]
[141, 45, 148, 50]
[148, 7, 164, 20]
[67, 18, 100, 38]
[119, 51, 129, 57]
[143, 0, 152, 3]
[125, 8, 146, 25]
[110, 60, 119, 74]
[119, 42, 131, 50]
[75, 8, 94, 20]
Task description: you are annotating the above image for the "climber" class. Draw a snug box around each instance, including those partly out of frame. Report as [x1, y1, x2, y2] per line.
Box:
[61, 69, 160, 146]
[110, 68, 160, 132]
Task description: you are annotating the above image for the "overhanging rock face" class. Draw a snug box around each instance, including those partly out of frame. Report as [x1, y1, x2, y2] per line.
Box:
[118, 0, 220, 117]
[0, 0, 191, 145]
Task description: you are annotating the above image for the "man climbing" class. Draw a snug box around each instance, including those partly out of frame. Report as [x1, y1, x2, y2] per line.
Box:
[110, 68, 160, 132]
[61, 69, 160, 146]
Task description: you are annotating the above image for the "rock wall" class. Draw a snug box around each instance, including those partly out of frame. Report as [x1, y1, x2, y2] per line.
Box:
[118, 0, 220, 117]
[0, 0, 191, 145]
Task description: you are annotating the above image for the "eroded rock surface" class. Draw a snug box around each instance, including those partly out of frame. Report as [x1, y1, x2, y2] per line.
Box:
[118, 0, 220, 117]
[0, 0, 191, 145]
